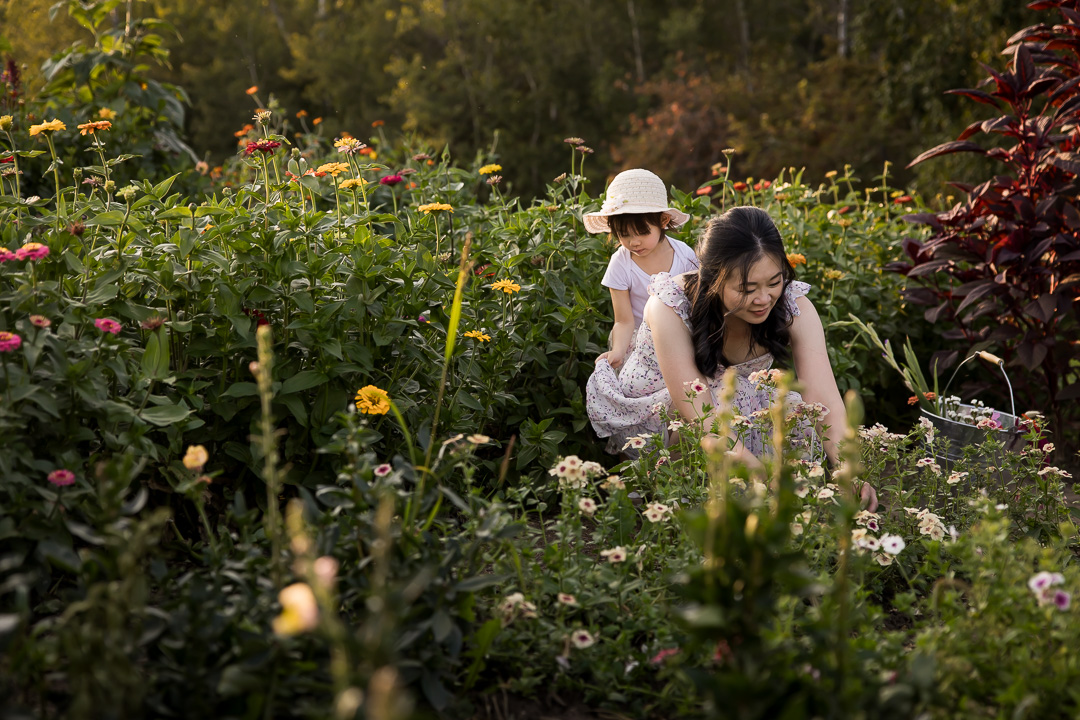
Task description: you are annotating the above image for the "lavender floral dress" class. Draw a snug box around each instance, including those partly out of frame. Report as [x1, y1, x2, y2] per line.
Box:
[586, 272, 814, 457]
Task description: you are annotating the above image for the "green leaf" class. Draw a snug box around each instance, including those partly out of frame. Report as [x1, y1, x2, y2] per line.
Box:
[279, 370, 328, 395]
[222, 382, 260, 398]
[455, 573, 512, 592]
[140, 403, 193, 426]
[87, 210, 128, 227]
[156, 206, 192, 221]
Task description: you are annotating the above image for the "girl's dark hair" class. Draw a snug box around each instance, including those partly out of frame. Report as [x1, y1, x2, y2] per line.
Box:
[608, 212, 666, 240]
[683, 206, 796, 377]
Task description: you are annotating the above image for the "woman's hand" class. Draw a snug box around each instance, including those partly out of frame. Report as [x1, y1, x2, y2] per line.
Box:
[859, 481, 879, 512]
[598, 348, 627, 368]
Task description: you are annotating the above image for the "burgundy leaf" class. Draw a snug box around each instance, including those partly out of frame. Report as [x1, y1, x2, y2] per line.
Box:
[907, 141, 987, 169]
[957, 119, 987, 141]
[1016, 342, 1048, 370]
[1050, 74, 1080, 102]
[908, 259, 953, 277]
[1055, 383, 1080, 401]
[1050, 151, 1080, 174]
[925, 302, 951, 323]
[1015, 43, 1037, 86]
[901, 213, 942, 229]
[945, 88, 1002, 108]
[956, 281, 997, 313]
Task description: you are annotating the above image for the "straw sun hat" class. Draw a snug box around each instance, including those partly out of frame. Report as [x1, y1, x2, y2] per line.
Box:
[582, 168, 691, 234]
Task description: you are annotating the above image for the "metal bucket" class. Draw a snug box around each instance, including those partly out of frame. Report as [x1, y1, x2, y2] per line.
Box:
[921, 351, 1026, 464]
[920, 404, 1025, 463]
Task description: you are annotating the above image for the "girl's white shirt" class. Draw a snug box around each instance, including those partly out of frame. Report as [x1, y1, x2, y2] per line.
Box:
[600, 236, 699, 326]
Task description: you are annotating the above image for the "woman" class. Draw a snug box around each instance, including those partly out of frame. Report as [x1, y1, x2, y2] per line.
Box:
[586, 206, 876, 509]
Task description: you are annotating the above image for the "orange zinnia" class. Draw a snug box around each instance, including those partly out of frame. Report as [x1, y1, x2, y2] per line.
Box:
[245, 85, 259, 95]
[786, 253, 807, 266]
[77, 120, 112, 135]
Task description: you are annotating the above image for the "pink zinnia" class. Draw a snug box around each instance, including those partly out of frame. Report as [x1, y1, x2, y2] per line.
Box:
[1054, 590, 1071, 611]
[15, 242, 49, 261]
[380, 174, 403, 186]
[29, 315, 51, 328]
[0, 331, 21, 352]
[48, 469, 76, 486]
[244, 139, 281, 155]
[0, 248, 15, 263]
[94, 318, 122, 335]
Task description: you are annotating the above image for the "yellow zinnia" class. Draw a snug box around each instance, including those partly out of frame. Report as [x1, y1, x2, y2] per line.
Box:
[339, 178, 368, 190]
[490, 279, 521, 294]
[28, 119, 66, 136]
[478, 164, 502, 175]
[317, 162, 350, 177]
[98, 108, 117, 120]
[464, 330, 492, 342]
[354, 385, 390, 415]
[417, 202, 454, 213]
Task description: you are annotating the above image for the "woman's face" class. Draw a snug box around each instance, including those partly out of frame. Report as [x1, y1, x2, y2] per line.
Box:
[721, 254, 785, 325]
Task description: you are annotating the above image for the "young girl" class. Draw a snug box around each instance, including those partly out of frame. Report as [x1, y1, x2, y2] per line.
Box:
[586, 205, 877, 509]
[583, 169, 699, 369]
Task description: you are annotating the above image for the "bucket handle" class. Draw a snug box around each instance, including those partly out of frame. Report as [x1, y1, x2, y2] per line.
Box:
[940, 350, 1016, 420]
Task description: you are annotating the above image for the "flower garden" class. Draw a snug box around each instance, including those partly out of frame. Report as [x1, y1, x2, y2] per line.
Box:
[3, 2, 1080, 719]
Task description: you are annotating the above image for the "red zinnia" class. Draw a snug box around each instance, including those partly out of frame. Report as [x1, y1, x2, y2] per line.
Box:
[380, 174, 403, 186]
[696, 186, 713, 195]
[48, 469, 76, 486]
[732, 181, 748, 191]
[893, 195, 913, 204]
[753, 180, 772, 191]
[244, 140, 281, 155]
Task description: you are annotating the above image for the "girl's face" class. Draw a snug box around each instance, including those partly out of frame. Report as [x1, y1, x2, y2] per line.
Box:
[615, 222, 665, 258]
[721, 254, 785, 325]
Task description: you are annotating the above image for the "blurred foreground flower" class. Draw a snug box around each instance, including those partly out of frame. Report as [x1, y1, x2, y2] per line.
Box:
[15, 242, 49, 261]
[183, 445, 209, 471]
[272, 583, 319, 636]
[0, 331, 21, 352]
[94, 318, 122, 335]
[48, 469, 76, 487]
[479, 163, 502, 175]
[786, 253, 806, 267]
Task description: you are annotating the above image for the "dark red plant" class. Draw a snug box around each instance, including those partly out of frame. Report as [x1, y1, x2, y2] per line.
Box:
[891, 0, 1080, 434]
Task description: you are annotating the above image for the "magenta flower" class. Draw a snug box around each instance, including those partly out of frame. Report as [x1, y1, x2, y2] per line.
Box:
[0, 249, 15, 263]
[244, 140, 282, 155]
[15, 242, 49, 261]
[48, 469, 76, 486]
[380, 174, 403, 186]
[1054, 590, 1071, 610]
[94, 318, 122, 335]
[0, 331, 21, 352]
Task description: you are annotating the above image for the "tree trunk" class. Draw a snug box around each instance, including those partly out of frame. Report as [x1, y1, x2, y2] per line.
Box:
[837, 0, 849, 58]
[627, 0, 645, 84]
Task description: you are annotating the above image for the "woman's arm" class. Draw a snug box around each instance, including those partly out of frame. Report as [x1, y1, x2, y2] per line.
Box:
[598, 288, 635, 368]
[789, 295, 847, 462]
[790, 295, 878, 509]
[645, 296, 761, 467]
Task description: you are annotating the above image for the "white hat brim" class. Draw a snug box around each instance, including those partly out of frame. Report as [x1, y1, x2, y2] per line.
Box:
[582, 205, 691, 234]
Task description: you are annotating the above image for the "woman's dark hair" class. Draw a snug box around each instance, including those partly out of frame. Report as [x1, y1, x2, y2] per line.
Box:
[608, 211, 666, 240]
[683, 206, 796, 377]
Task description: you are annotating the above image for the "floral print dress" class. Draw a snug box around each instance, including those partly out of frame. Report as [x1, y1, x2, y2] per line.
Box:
[586, 272, 814, 457]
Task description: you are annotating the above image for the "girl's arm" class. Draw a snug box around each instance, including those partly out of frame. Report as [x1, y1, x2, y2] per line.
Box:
[646, 296, 762, 467]
[790, 295, 878, 509]
[597, 288, 635, 368]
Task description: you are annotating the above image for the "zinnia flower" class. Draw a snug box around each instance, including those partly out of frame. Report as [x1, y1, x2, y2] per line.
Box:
[490, 279, 521, 294]
[244, 140, 281, 155]
[272, 583, 319, 636]
[417, 203, 454, 213]
[47, 469, 76, 486]
[0, 249, 15, 263]
[578, 498, 597, 515]
[98, 107, 117, 120]
[334, 137, 366, 155]
[373, 463, 392, 477]
[463, 330, 491, 342]
[557, 592, 577, 605]
[77, 120, 112, 135]
[893, 195, 913, 204]
[182, 445, 209, 471]
[94, 318, 122, 335]
[29, 315, 51, 328]
[696, 186, 713, 196]
[245, 85, 259, 95]
[339, 178, 368, 190]
[478, 163, 502, 175]
[600, 546, 627, 563]
[316, 162, 350, 177]
[0, 331, 21, 352]
[371, 119, 385, 127]
[28, 119, 66, 136]
[380, 174, 403, 186]
[732, 181, 748, 191]
[15, 242, 49, 261]
[786, 253, 807, 266]
[563, 137, 584, 145]
[355, 385, 390, 415]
